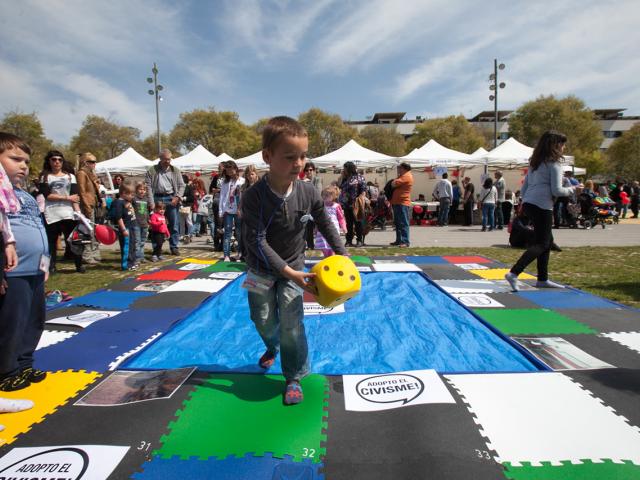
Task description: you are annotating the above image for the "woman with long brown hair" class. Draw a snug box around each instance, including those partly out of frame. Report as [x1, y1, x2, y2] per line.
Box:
[505, 131, 575, 291]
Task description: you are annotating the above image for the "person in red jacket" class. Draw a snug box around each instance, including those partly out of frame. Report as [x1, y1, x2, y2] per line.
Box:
[149, 202, 170, 262]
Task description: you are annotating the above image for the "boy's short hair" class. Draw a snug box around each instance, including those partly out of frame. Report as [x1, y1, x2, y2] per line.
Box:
[135, 181, 146, 191]
[119, 180, 135, 195]
[262, 116, 307, 151]
[399, 162, 412, 171]
[0, 131, 32, 155]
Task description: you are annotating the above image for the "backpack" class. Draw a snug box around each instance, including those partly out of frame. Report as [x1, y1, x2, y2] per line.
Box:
[383, 179, 395, 200]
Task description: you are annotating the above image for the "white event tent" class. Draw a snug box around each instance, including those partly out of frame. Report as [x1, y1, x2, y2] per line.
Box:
[312, 139, 394, 169]
[480, 137, 574, 168]
[171, 145, 219, 172]
[400, 139, 473, 167]
[470, 147, 489, 159]
[217, 152, 235, 163]
[95, 147, 152, 174]
[235, 150, 269, 170]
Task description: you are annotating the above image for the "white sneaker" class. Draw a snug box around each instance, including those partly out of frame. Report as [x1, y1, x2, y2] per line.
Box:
[0, 424, 4, 432]
[536, 280, 565, 289]
[0, 397, 34, 413]
[504, 272, 519, 292]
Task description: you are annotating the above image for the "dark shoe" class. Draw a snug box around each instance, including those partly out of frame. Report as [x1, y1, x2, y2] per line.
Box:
[344, 241, 354, 247]
[20, 367, 47, 383]
[76, 265, 86, 273]
[259, 350, 277, 369]
[481, 227, 486, 232]
[550, 242, 563, 252]
[389, 241, 400, 246]
[283, 381, 304, 405]
[49, 266, 57, 274]
[170, 248, 180, 256]
[355, 241, 364, 247]
[0, 374, 30, 392]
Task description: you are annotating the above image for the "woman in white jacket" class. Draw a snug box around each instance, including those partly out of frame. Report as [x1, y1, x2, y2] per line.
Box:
[505, 131, 575, 291]
[219, 161, 245, 262]
[478, 177, 498, 231]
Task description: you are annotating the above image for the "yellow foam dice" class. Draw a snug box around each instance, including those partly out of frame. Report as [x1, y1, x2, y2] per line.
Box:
[311, 255, 361, 307]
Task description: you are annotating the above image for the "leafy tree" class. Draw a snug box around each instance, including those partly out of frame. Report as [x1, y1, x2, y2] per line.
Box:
[407, 115, 485, 153]
[298, 108, 359, 158]
[0, 111, 53, 176]
[607, 123, 640, 180]
[136, 133, 175, 159]
[170, 108, 260, 158]
[69, 115, 141, 161]
[359, 126, 406, 156]
[508, 95, 604, 173]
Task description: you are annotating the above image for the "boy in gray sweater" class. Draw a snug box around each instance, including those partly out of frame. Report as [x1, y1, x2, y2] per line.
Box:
[241, 116, 347, 405]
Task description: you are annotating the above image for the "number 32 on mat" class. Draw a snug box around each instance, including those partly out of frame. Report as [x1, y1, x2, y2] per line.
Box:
[475, 449, 492, 460]
[302, 448, 316, 458]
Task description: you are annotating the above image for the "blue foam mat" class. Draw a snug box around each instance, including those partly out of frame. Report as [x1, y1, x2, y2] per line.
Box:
[403, 255, 449, 265]
[126, 273, 539, 374]
[59, 290, 154, 310]
[518, 289, 619, 309]
[132, 454, 323, 480]
[35, 308, 189, 371]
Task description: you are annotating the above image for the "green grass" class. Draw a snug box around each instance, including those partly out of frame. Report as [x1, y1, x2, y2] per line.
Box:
[48, 246, 640, 309]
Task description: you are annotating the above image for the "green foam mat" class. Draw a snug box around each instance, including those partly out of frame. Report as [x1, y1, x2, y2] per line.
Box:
[155, 373, 328, 463]
[202, 261, 247, 272]
[349, 255, 373, 265]
[474, 309, 596, 335]
[503, 460, 640, 479]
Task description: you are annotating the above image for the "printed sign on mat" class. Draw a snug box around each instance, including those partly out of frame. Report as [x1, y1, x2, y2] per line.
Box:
[453, 293, 505, 308]
[0, 445, 129, 480]
[343, 369, 455, 412]
[46, 310, 121, 328]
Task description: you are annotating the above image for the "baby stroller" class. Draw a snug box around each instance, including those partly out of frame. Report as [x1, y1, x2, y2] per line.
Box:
[577, 194, 619, 229]
[369, 194, 392, 230]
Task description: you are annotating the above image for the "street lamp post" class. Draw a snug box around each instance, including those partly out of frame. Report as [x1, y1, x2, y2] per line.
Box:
[147, 63, 164, 156]
[488, 59, 506, 149]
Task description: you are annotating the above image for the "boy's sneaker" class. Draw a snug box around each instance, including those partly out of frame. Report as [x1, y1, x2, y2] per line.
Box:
[258, 350, 277, 369]
[283, 381, 304, 405]
[128, 264, 139, 271]
[158, 255, 165, 261]
[536, 279, 565, 289]
[0, 374, 30, 392]
[151, 255, 159, 262]
[139, 257, 148, 264]
[20, 367, 47, 383]
[0, 397, 34, 413]
[504, 272, 519, 292]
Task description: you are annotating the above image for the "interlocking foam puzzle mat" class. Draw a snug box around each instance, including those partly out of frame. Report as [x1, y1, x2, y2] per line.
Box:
[1, 254, 639, 479]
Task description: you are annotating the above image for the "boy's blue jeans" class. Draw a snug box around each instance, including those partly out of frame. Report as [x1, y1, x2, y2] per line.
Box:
[0, 274, 45, 378]
[131, 224, 149, 262]
[248, 275, 309, 382]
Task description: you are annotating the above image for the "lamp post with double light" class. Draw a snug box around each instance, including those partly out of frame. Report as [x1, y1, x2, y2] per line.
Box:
[489, 59, 506, 149]
[147, 63, 164, 156]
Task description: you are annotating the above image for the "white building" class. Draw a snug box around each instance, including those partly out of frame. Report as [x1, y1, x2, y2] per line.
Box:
[345, 109, 640, 151]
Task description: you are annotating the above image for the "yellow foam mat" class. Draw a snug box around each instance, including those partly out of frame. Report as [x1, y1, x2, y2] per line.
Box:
[177, 258, 218, 265]
[469, 268, 536, 280]
[0, 370, 100, 446]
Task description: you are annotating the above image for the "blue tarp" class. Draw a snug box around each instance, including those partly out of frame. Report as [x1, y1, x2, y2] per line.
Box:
[126, 273, 539, 374]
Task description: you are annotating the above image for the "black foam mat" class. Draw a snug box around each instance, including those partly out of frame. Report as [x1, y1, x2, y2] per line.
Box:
[566, 368, 640, 431]
[0, 371, 205, 479]
[484, 292, 541, 309]
[556, 307, 640, 333]
[559, 334, 640, 370]
[129, 291, 211, 310]
[419, 265, 480, 280]
[322, 376, 506, 480]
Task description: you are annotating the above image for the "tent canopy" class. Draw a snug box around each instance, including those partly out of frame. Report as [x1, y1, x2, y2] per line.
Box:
[217, 152, 235, 163]
[481, 137, 574, 168]
[400, 139, 473, 167]
[95, 147, 152, 174]
[312, 139, 394, 168]
[171, 145, 219, 172]
[235, 150, 269, 170]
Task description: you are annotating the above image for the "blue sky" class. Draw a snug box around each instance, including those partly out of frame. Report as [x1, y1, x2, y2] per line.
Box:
[1, 0, 639, 144]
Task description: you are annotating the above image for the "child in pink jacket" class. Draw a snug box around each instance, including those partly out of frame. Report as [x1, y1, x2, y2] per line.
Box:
[149, 202, 170, 261]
